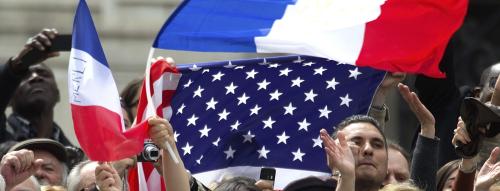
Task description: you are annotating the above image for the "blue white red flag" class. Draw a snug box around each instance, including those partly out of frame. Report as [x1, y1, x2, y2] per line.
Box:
[153, 0, 467, 78]
[129, 55, 385, 189]
[68, 0, 148, 161]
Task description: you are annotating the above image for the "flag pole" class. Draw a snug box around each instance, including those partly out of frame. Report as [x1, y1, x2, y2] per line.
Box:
[144, 47, 180, 164]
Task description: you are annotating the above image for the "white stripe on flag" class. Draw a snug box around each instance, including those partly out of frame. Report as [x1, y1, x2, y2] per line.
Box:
[152, 79, 163, 113]
[141, 70, 181, 121]
[147, 169, 163, 191]
[162, 106, 173, 121]
[255, 25, 364, 64]
[151, 71, 181, 110]
[137, 162, 149, 191]
[68, 49, 122, 115]
[254, 0, 385, 64]
[159, 71, 182, 91]
[192, 166, 331, 189]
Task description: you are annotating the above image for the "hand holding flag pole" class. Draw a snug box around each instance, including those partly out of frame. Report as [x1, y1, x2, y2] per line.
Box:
[144, 48, 179, 164]
[129, 55, 183, 191]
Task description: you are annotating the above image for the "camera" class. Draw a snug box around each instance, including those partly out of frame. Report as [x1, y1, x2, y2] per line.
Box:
[137, 140, 160, 162]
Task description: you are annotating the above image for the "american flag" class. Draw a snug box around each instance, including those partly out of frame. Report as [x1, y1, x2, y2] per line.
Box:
[165, 55, 385, 188]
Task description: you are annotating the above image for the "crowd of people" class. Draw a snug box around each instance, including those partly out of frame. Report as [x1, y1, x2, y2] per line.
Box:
[0, 29, 499, 191]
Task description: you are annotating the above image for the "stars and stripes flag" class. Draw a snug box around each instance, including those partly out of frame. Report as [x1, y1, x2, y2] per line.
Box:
[128, 57, 178, 191]
[153, 0, 467, 78]
[129, 55, 385, 190]
[68, 0, 149, 161]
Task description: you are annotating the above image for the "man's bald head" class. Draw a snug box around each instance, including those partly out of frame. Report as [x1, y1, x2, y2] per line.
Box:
[478, 63, 500, 103]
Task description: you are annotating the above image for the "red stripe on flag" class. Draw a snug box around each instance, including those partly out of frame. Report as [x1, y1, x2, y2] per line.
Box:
[150, 60, 180, 83]
[156, 89, 176, 117]
[136, 80, 148, 122]
[71, 105, 149, 161]
[357, 0, 467, 78]
[128, 163, 166, 191]
[136, 60, 179, 121]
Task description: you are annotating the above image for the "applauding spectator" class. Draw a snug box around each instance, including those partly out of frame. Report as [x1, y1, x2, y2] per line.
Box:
[320, 115, 388, 191]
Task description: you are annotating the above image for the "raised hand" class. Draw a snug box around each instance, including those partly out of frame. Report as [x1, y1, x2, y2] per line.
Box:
[372, 72, 406, 107]
[255, 180, 274, 191]
[147, 116, 175, 151]
[474, 147, 500, 191]
[152, 56, 176, 67]
[111, 157, 136, 178]
[0, 149, 43, 191]
[146, 116, 190, 191]
[10, 29, 60, 73]
[398, 83, 436, 138]
[452, 117, 471, 146]
[95, 162, 122, 191]
[147, 115, 176, 174]
[320, 129, 355, 177]
[381, 72, 406, 89]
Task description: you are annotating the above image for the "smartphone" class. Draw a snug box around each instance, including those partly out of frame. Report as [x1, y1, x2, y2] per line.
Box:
[259, 167, 276, 182]
[48, 34, 72, 52]
[20, 34, 72, 64]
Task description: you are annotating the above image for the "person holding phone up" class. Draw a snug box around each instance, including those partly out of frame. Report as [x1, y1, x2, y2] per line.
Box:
[0, 28, 74, 152]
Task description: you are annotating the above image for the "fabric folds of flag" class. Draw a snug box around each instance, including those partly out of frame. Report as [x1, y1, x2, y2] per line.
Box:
[131, 55, 385, 189]
[128, 58, 180, 191]
[68, 0, 149, 161]
[128, 162, 166, 191]
[153, 0, 467, 78]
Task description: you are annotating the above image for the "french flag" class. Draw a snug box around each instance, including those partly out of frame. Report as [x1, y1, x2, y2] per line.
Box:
[153, 0, 467, 78]
[68, 0, 148, 161]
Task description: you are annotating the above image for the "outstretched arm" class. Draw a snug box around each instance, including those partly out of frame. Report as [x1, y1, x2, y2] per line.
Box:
[399, 83, 438, 191]
[451, 117, 476, 191]
[369, 72, 406, 129]
[0, 29, 60, 120]
[148, 117, 190, 191]
[398, 83, 435, 138]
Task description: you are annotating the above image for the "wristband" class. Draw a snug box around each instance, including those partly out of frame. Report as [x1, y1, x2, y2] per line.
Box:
[459, 159, 477, 173]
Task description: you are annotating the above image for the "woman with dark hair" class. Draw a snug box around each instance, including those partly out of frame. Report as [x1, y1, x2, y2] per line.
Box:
[436, 160, 460, 191]
[120, 78, 142, 122]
